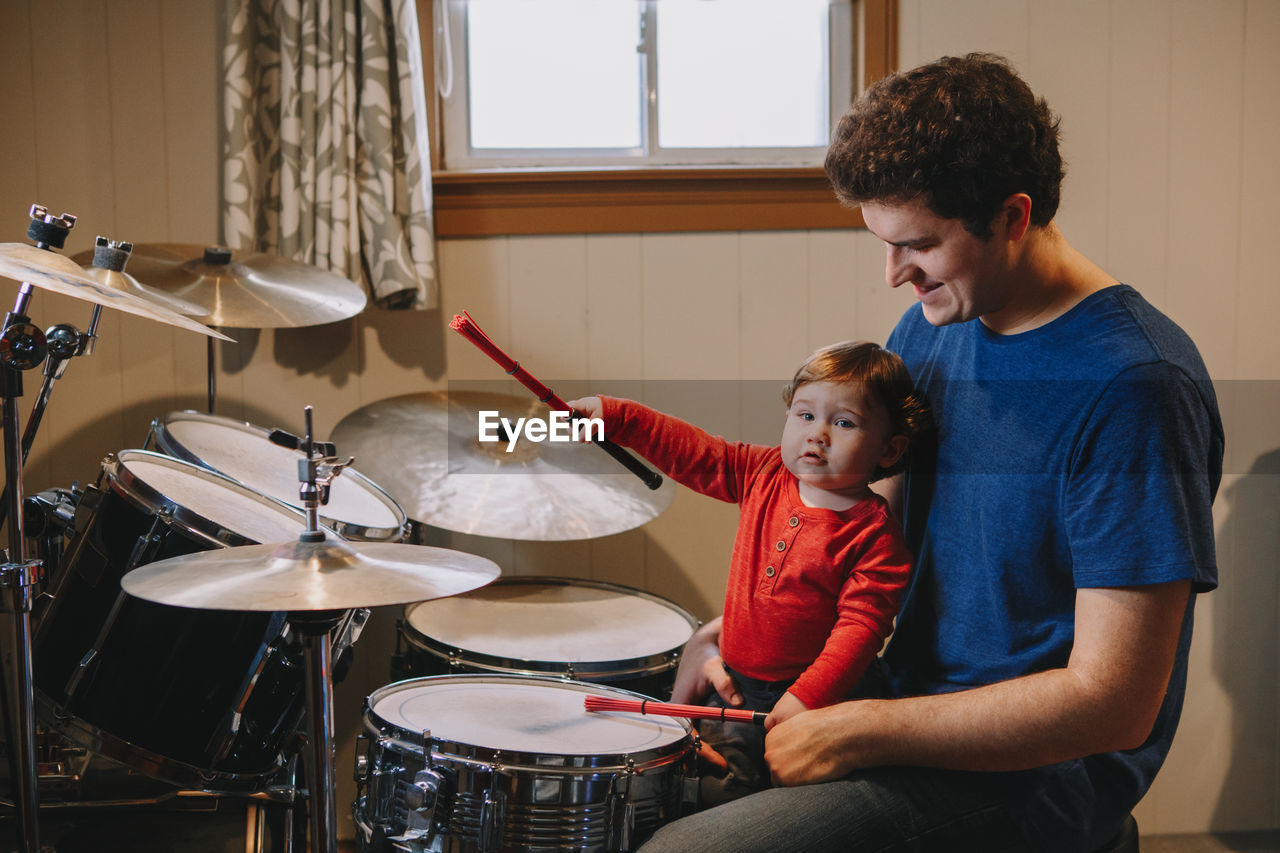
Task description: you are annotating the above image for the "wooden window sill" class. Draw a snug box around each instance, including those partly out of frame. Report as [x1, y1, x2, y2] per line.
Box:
[431, 166, 865, 237]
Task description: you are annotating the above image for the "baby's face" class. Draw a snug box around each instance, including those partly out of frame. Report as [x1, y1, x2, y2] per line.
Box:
[780, 380, 900, 498]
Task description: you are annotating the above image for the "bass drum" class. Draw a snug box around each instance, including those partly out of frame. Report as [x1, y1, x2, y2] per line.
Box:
[392, 577, 699, 698]
[354, 675, 696, 853]
[149, 409, 407, 542]
[33, 449, 347, 792]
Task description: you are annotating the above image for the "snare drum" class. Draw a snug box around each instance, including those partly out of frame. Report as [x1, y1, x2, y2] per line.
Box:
[393, 577, 699, 698]
[34, 450, 327, 792]
[149, 409, 407, 541]
[354, 675, 696, 852]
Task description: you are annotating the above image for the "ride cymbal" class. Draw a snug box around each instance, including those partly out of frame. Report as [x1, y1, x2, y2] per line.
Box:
[120, 536, 501, 611]
[121, 244, 367, 329]
[329, 391, 676, 542]
[0, 243, 230, 340]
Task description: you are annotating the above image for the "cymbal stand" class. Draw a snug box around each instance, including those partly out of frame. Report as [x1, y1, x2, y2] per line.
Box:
[289, 405, 350, 853]
[0, 204, 76, 853]
[0, 235, 116, 536]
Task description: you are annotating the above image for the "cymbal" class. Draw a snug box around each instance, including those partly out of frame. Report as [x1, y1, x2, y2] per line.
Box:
[329, 391, 676, 542]
[120, 536, 501, 611]
[79, 266, 210, 317]
[0, 243, 231, 340]
[119, 244, 367, 329]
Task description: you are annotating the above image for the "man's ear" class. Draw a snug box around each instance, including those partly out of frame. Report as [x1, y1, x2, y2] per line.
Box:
[998, 193, 1033, 242]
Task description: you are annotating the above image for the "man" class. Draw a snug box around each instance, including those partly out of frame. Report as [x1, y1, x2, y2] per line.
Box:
[639, 54, 1222, 853]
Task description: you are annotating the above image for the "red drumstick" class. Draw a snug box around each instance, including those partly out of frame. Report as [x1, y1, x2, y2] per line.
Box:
[583, 694, 767, 726]
[448, 312, 662, 490]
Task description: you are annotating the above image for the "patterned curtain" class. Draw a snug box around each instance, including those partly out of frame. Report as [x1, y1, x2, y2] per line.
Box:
[222, 0, 437, 309]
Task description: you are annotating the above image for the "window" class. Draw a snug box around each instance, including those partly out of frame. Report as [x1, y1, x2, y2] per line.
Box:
[419, 0, 899, 235]
[441, 0, 852, 169]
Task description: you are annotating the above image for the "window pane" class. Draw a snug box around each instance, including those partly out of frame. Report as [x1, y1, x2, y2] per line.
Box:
[467, 0, 642, 150]
[656, 0, 832, 149]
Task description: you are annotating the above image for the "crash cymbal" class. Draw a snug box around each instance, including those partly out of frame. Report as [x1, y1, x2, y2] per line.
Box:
[329, 391, 676, 542]
[121, 244, 367, 328]
[120, 535, 501, 611]
[78, 266, 210, 317]
[0, 243, 231, 340]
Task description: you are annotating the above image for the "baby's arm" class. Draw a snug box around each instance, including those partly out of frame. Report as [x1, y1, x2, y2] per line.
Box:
[565, 395, 768, 504]
[764, 691, 809, 731]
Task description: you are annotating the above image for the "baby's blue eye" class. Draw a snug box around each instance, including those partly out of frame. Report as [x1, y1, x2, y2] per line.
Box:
[799, 412, 814, 421]
[836, 418, 855, 429]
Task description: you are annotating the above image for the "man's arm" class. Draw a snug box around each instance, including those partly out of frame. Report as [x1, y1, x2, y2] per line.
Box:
[870, 472, 903, 520]
[764, 579, 1191, 784]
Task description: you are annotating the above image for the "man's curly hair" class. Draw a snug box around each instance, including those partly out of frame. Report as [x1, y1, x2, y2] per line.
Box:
[825, 53, 1064, 239]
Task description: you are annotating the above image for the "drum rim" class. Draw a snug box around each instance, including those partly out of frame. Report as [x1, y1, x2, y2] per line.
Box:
[399, 576, 700, 681]
[104, 449, 309, 550]
[363, 674, 693, 773]
[151, 409, 408, 541]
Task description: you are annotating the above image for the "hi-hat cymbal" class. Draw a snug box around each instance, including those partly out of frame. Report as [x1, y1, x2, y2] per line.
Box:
[0, 243, 231, 340]
[120, 536, 501, 611]
[329, 391, 676, 542]
[79, 266, 209, 317]
[120, 244, 367, 329]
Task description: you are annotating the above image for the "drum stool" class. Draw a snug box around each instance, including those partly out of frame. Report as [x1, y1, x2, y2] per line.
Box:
[1092, 814, 1139, 853]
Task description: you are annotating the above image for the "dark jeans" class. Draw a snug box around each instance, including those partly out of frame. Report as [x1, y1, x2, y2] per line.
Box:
[640, 765, 1028, 853]
[643, 661, 1028, 852]
[696, 667, 791, 806]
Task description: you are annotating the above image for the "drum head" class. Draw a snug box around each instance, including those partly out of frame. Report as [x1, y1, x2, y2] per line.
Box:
[152, 411, 406, 540]
[109, 450, 308, 547]
[403, 577, 698, 675]
[369, 675, 688, 758]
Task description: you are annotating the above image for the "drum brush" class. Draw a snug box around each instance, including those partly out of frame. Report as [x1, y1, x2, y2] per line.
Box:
[583, 695, 767, 726]
[449, 312, 663, 490]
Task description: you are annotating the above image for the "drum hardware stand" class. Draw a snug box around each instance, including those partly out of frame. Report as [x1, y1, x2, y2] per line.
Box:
[0, 204, 82, 853]
[287, 405, 352, 853]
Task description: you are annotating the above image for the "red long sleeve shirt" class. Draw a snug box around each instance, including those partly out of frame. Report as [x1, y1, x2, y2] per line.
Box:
[602, 397, 912, 708]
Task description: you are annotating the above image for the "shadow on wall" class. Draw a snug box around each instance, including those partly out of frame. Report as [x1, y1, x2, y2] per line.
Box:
[216, 305, 447, 388]
[1211, 447, 1280, 833]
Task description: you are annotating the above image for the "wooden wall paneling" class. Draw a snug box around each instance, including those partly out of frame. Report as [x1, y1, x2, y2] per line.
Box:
[852, 230, 914, 343]
[0, 2, 39, 229]
[640, 486, 738, 623]
[1164, 0, 1243, 380]
[806, 230, 861, 350]
[1235, 0, 1280, 381]
[507, 234, 589, 381]
[584, 234, 645, 382]
[103, 0, 172, 243]
[1027, 1, 1112, 263]
[351, 308, 450, 413]
[1105, 0, 1173, 303]
[903, 0, 1031, 71]
[582, 235, 651, 590]
[437, 236, 511, 381]
[158, 0, 221, 243]
[640, 233, 740, 380]
[739, 231, 810, 379]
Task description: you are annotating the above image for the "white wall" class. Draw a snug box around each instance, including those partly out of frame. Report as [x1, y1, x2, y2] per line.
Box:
[0, 0, 1274, 838]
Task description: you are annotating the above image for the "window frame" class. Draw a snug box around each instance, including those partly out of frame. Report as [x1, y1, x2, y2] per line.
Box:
[419, 0, 898, 236]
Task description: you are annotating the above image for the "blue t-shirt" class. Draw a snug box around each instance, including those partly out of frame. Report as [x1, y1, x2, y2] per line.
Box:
[884, 285, 1223, 852]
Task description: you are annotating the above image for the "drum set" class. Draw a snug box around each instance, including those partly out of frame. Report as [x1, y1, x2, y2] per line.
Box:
[0, 205, 699, 853]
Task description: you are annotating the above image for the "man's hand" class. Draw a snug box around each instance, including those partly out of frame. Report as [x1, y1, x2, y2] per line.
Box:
[670, 616, 743, 707]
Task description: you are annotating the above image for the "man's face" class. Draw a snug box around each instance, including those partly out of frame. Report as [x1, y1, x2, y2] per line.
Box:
[861, 199, 1015, 327]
